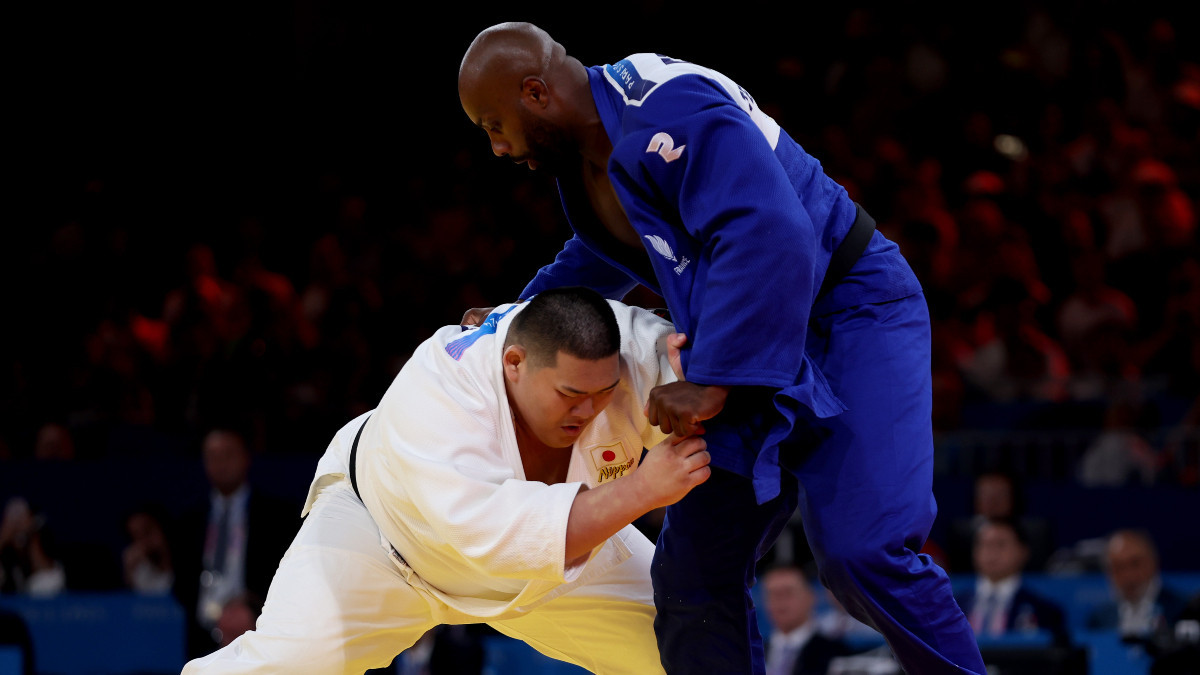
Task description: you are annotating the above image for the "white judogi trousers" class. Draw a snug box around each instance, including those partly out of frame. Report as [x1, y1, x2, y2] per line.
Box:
[182, 478, 665, 674]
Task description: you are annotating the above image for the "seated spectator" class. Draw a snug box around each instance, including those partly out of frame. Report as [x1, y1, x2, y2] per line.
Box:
[0, 497, 65, 597]
[946, 469, 1054, 573]
[174, 427, 300, 658]
[1087, 529, 1188, 640]
[1078, 384, 1162, 487]
[122, 504, 175, 595]
[761, 564, 853, 675]
[955, 276, 1071, 403]
[33, 423, 76, 461]
[955, 517, 1070, 645]
[1056, 248, 1140, 400]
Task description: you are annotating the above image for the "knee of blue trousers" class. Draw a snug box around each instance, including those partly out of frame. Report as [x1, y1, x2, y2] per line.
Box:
[816, 536, 929, 619]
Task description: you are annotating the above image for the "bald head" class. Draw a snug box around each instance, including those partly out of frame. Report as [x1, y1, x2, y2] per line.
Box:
[459, 23, 604, 173]
[459, 22, 563, 95]
[1105, 529, 1160, 602]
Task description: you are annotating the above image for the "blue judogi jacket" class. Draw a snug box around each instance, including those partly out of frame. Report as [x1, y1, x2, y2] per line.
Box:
[520, 54, 923, 501]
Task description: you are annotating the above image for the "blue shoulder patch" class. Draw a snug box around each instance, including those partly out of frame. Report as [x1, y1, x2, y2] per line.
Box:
[445, 305, 518, 360]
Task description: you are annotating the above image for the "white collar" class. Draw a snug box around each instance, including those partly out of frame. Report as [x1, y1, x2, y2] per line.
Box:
[977, 574, 1021, 603]
[212, 483, 250, 511]
[1123, 576, 1163, 609]
[771, 622, 816, 650]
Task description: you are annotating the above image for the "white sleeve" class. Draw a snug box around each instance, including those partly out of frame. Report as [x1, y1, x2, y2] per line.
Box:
[609, 302, 679, 449]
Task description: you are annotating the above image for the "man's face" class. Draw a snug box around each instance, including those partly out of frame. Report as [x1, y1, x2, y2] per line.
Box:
[506, 349, 620, 448]
[203, 431, 250, 496]
[973, 523, 1028, 582]
[974, 474, 1013, 518]
[460, 81, 574, 175]
[763, 569, 815, 634]
[1107, 535, 1157, 601]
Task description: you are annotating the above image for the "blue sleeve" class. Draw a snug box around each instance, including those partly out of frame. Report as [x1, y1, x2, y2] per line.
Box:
[520, 234, 640, 301]
[610, 79, 819, 388]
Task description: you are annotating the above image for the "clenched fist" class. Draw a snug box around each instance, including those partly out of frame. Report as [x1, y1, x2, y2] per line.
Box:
[644, 381, 730, 437]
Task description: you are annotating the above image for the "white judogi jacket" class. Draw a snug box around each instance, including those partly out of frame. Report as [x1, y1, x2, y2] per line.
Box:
[302, 301, 676, 619]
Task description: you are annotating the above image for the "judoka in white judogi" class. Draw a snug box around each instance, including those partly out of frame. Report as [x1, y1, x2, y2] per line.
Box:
[184, 290, 709, 673]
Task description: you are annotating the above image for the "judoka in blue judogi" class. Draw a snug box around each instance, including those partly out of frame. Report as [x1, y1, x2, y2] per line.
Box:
[459, 22, 988, 675]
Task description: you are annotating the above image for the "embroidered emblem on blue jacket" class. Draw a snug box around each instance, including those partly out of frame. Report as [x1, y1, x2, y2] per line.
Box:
[644, 235, 691, 275]
[605, 60, 657, 101]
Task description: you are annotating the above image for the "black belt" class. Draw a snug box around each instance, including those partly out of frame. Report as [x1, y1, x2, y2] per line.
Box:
[349, 415, 370, 501]
[815, 202, 876, 304]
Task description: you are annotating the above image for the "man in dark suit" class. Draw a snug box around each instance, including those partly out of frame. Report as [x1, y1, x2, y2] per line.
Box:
[761, 564, 853, 675]
[1087, 529, 1188, 640]
[173, 427, 299, 659]
[956, 517, 1071, 646]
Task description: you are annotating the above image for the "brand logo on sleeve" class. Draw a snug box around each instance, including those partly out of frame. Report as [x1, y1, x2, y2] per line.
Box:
[646, 132, 685, 162]
[644, 235, 691, 275]
[590, 440, 635, 483]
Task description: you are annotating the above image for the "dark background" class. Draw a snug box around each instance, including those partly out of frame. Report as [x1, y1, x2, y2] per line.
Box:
[4, 0, 1200, 582]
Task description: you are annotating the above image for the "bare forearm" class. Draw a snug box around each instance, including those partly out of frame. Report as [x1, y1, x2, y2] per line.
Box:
[563, 478, 656, 564]
[561, 435, 711, 565]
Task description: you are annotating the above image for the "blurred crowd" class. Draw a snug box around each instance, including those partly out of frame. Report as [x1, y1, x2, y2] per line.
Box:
[2, 3, 1200, 670]
[4, 5, 1197, 481]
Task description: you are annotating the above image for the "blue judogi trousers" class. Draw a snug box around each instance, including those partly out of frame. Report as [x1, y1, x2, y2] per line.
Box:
[651, 293, 986, 674]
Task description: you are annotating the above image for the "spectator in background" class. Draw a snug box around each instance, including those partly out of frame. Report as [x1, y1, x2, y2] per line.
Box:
[174, 428, 299, 658]
[955, 276, 1071, 404]
[1078, 383, 1162, 486]
[955, 517, 1071, 646]
[122, 504, 175, 595]
[761, 564, 853, 675]
[1056, 247, 1139, 401]
[946, 470, 1054, 574]
[33, 423, 76, 461]
[1088, 529, 1188, 640]
[0, 497, 65, 597]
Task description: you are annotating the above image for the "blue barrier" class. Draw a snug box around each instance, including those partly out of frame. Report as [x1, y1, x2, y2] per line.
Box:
[0, 593, 184, 675]
[0, 647, 23, 675]
[481, 635, 587, 675]
[1075, 630, 1154, 675]
[4, 575, 1197, 675]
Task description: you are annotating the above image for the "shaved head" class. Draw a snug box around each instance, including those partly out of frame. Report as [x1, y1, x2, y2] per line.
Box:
[459, 22, 563, 96]
[458, 22, 601, 173]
